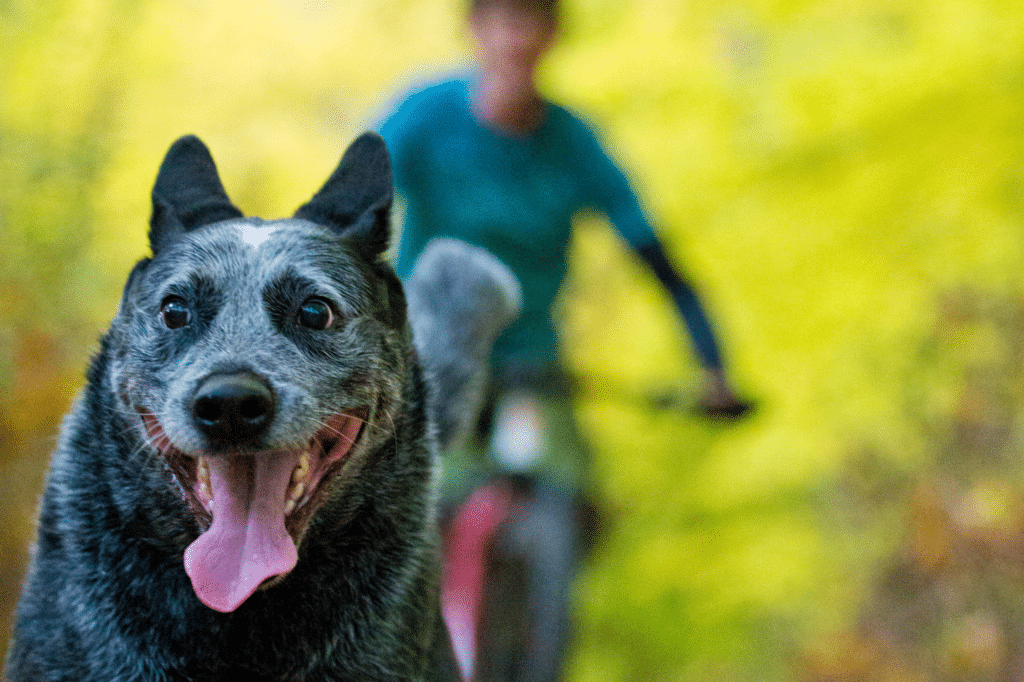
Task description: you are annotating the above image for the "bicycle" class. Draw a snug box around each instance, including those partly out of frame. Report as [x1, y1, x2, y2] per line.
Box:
[439, 374, 753, 682]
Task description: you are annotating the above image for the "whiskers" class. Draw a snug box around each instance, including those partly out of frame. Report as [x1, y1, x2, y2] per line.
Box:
[305, 409, 384, 446]
[107, 405, 177, 455]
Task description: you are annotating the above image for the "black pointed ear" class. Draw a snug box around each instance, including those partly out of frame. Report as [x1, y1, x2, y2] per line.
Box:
[294, 132, 393, 259]
[149, 135, 243, 255]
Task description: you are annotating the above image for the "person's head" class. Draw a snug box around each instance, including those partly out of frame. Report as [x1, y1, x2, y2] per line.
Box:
[469, 0, 559, 80]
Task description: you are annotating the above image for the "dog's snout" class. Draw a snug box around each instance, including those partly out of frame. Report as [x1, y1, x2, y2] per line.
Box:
[192, 372, 275, 444]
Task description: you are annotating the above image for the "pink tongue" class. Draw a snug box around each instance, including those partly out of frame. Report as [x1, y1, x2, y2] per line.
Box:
[184, 453, 298, 612]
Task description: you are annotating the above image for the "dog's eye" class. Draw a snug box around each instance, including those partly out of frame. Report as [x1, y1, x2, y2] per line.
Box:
[160, 297, 191, 329]
[297, 297, 334, 330]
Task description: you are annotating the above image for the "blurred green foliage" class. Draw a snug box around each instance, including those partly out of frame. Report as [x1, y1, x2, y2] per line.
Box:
[2, 0, 1023, 680]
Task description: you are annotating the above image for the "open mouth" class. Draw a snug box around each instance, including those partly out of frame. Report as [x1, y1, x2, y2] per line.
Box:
[140, 411, 365, 613]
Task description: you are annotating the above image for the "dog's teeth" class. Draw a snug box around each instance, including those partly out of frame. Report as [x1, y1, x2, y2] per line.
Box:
[284, 479, 305, 515]
[293, 452, 310, 483]
[197, 458, 212, 503]
[284, 482, 305, 514]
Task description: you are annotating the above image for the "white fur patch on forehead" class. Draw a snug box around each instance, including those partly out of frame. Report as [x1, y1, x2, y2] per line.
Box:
[235, 223, 281, 250]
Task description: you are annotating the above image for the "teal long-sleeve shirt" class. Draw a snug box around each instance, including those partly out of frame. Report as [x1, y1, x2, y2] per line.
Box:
[377, 75, 722, 371]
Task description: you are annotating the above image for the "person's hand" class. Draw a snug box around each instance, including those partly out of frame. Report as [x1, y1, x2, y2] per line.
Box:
[698, 368, 755, 420]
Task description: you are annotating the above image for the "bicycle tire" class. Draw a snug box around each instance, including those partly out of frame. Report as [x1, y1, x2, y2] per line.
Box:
[474, 483, 577, 682]
[475, 534, 531, 682]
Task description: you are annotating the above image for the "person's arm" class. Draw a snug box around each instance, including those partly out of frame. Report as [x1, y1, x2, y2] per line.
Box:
[569, 115, 750, 416]
[634, 239, 751, 416]
[569, 118, 720, 366]
[633, 239, 722, 370]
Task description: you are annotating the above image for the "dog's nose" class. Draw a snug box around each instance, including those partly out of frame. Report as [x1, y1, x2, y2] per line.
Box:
[192, 372, 275, 444]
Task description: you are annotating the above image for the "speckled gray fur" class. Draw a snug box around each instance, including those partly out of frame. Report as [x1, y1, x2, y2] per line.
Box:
[4, 133, 517, 682]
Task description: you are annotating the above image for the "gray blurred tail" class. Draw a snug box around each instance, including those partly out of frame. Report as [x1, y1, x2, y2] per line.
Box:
[406, 238, 522, 450]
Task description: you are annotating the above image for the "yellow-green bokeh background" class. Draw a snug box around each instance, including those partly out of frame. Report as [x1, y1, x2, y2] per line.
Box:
[3, 0, 1024, 679]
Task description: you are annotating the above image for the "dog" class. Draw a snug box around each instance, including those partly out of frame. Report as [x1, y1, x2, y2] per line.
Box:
[4, 132, 520, 681]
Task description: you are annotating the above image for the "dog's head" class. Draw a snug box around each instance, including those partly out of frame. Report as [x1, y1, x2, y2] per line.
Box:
[109, 133, 411, 613]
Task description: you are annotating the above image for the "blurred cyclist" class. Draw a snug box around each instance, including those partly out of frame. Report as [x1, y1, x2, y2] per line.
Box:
[376, 0, 751, 679]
